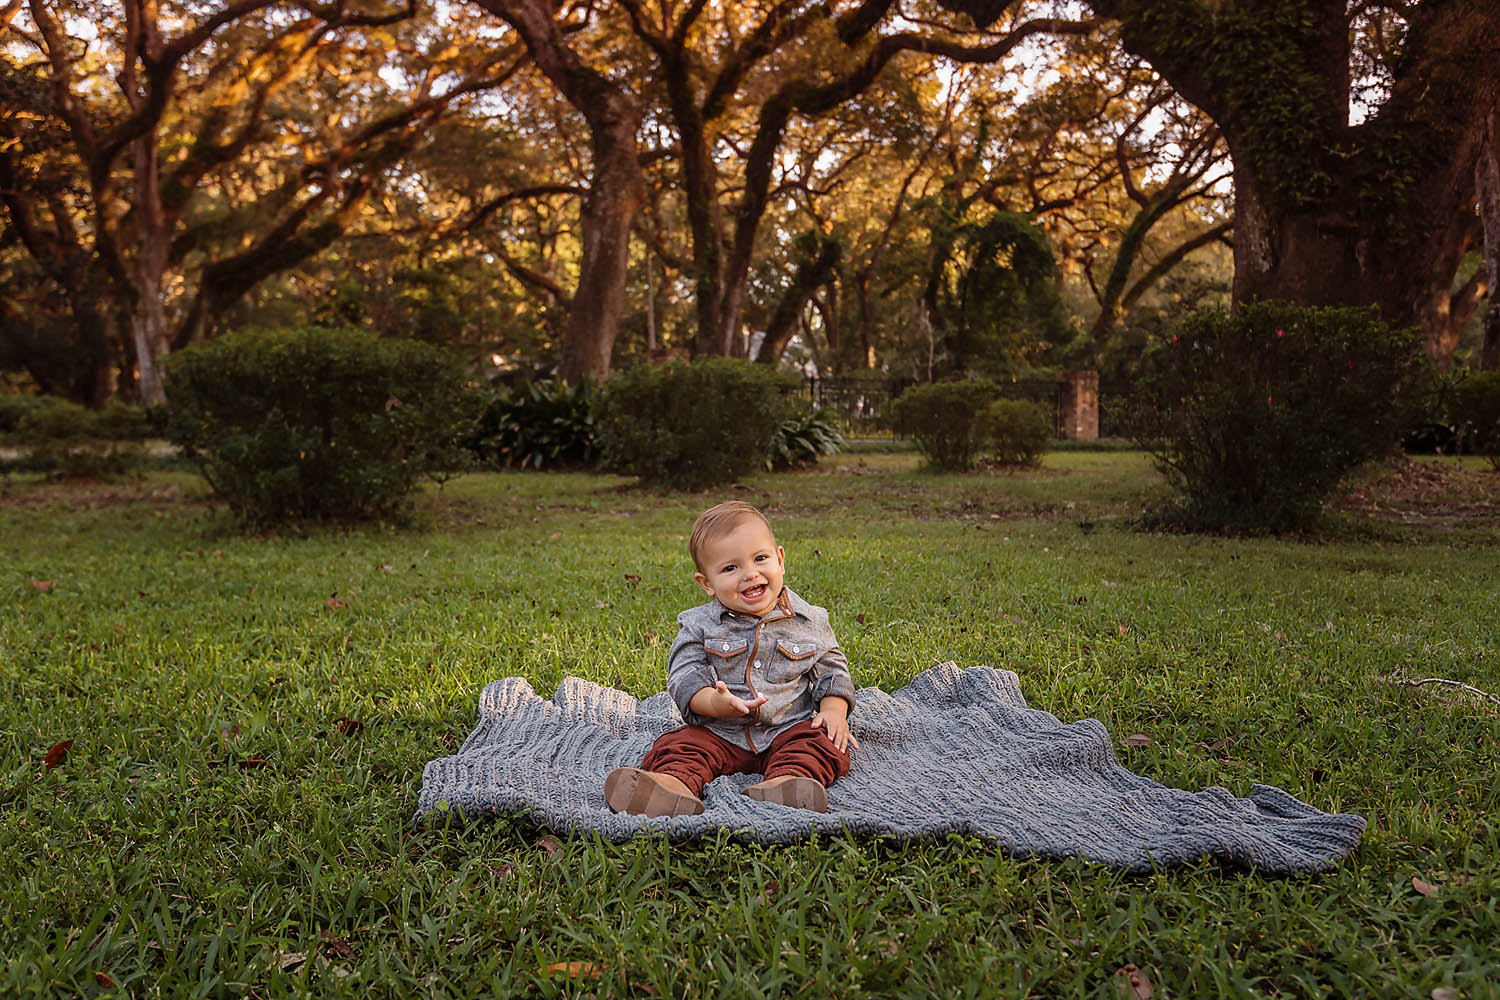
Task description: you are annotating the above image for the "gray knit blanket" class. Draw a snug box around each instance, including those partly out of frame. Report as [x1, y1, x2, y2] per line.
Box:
[416, 662, 1365, 873]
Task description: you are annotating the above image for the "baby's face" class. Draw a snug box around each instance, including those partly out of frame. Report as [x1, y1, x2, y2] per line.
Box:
[693, 518, 785, 617]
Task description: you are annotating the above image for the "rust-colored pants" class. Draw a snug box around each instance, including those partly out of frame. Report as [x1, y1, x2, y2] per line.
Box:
[640, 720, 850, 798]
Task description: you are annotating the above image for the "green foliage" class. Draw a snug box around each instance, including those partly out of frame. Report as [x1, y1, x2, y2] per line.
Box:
[0, 394, 48, 433]
[1453, 370, 1500, 470]
[469, 377, 596, 470]
[930, 211, 1075, 378]
[162, 326, 476, 525]
[1128, 301, 1430, 533]
[769, 408, 845, 470]
[1, 396, 150, 479]
[976, 398, 1052, 467]
[892, 380, 1002, 471]
[595, 359, 797, 490]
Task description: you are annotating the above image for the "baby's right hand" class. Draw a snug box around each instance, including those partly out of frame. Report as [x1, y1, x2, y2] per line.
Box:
[712, 680, 767, 717]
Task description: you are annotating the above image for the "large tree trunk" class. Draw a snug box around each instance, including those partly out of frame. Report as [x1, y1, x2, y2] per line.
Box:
[471, 0, 645, 381]
[1080, 0, 1500, 365]
[130, 130, 172, 404]
[560, 105, 644, 381]
[1480, 109, 1500, 371]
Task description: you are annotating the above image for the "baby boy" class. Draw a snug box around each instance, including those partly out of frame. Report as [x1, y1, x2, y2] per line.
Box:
[604, 501, 857, 816]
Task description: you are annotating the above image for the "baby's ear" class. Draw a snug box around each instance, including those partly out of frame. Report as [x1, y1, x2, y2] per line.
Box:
[693, 571, 714, 595]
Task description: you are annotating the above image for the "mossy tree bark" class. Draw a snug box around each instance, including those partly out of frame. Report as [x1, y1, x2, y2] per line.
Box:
[1071, 0, 1500, 367]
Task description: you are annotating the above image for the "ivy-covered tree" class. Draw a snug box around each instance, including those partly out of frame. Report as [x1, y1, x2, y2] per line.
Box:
[1063, 0, 1499, 366]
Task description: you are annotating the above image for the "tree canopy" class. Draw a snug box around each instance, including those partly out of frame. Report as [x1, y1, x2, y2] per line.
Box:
[5, 0, 1496, 402]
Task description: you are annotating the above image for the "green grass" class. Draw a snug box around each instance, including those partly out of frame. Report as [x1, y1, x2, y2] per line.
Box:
[2, 453, 1498, 997]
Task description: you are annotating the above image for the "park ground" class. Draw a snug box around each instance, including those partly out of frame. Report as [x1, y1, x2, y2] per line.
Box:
[2, 450, 1498, 997]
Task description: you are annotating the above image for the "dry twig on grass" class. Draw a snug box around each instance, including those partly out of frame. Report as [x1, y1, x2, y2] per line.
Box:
[1390, 675, 1500, 707]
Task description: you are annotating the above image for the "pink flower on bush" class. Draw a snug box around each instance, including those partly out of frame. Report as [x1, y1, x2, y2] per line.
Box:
[1276, 328, 1285, 338]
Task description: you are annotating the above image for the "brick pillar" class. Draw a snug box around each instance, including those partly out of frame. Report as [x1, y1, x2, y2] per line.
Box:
[1057, 369, 1099, 440]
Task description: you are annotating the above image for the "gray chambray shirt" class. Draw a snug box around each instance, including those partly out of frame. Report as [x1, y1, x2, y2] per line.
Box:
[666, 586, 856, 752]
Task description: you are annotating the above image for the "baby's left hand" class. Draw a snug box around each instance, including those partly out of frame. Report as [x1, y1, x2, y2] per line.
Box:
[811, 703, 859, 755]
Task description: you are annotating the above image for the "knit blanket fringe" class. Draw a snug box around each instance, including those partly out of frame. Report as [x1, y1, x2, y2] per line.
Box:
[415, 662, 1365, 874]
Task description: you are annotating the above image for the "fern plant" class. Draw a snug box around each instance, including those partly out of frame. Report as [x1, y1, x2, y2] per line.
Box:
[770, 408, 845, 470]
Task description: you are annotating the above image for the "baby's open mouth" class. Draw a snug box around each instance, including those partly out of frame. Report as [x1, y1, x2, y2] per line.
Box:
[741, 584, 767, 602]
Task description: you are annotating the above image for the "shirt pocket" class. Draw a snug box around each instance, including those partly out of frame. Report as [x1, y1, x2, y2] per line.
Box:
[704, 636, 750, 682]
[768, 638, 819, 683]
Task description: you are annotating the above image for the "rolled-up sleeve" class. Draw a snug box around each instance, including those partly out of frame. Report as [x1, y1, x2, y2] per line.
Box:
[666, 619, 716, 725]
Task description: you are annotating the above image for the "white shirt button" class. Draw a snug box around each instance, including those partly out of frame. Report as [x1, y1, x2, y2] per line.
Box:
[754, 660, 762, 669]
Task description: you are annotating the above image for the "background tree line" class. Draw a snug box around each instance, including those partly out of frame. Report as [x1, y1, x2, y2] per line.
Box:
[3, 0, 1497, 407]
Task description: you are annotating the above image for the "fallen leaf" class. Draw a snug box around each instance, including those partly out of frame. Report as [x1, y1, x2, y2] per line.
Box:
[42, 739, 73, 770]
[320, 930, 357, 960]
[277, 951, 308, 972]
[856, 612, 868, 625]
[596, 601, 614, 610]
[1412, 876, 1440, 897]
[537, 834, 565, 858]
[1432, 988, 1458, 1000]
[238, 755, 271, 770]
[549, 531, 561, 540]
[1114, 963, 1152, 999]
[32, 580, 53, 592]
[1122, 733, 1152, 748]
[94, 972, 116, 988]
[334, 717, 364, 737]
[877, 940, 899, 958]
[325, 598, 346, 609]
[539, 961, 603, 979]
[380, 564, 397, 574]
[624, 573, 641, 586]
[1117, 623, 1130, 635]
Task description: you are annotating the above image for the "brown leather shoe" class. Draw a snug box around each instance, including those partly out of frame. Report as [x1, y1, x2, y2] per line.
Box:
[604, 767, 704, 817]
[743, 775, 828, 812]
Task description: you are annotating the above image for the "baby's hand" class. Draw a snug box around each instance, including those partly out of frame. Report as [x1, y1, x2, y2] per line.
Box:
[710, 680, 767, 717]
[811, 704, 859, 754]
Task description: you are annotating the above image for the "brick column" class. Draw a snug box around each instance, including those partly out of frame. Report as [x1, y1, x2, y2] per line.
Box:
[1057, 369, 1099, 440]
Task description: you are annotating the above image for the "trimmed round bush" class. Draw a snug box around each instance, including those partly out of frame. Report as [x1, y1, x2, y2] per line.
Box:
[163, 326, 476, 525]
[1453, 370, 1500, 469]
[891, 380, 1001, 471]
[1127, 301, 1429, 533]
[976, 398, 1051, 467]
[596, 359, 797, 490]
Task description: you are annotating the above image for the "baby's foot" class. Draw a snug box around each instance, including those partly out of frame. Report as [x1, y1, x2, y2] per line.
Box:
[743, 775, 827, 813]
[604, 767, 704, 817]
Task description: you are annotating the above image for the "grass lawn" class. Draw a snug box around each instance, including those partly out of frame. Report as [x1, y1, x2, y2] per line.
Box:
[2, 450, 1498, 997]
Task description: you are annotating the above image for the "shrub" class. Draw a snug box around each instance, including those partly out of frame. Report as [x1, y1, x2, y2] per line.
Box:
[891, 380, 1001, 471]
[3, 397, 149, 479]
[596, 359, 797, 490]
[770, 408, 844, 470]
[0, 394, 48, 433]
[1453, 370, 1500, 470]
[163, 326, 476, 525]
[1127, 301, 1430, 533]
[976, 398, 1051, 466]
[469, 377, 596, 470]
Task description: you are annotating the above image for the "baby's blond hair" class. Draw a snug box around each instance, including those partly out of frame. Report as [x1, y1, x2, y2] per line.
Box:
[689, 501, 774, 572]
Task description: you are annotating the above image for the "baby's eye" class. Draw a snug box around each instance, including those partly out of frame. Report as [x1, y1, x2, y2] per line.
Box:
[754, 553, 767, 562]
